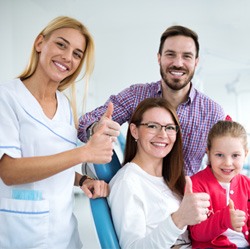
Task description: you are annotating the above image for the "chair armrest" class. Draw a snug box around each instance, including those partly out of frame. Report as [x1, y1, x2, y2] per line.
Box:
[90, 198, 120, 249]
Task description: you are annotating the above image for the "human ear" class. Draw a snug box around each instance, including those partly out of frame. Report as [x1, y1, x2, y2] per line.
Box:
[157, 53, 161, 65]
[206, 149, 211, 165]
[130, 123, 139, 140]
[35, 35, 44, 52]
[194, 57, 199, 67]
[245, 149, 249, 158]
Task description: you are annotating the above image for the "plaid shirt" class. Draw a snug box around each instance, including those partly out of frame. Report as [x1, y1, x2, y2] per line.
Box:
[78, 81, 225, 176]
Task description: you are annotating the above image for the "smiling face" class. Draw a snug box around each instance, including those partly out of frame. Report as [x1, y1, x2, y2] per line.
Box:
[207, 135, 247, 183]
[130, 107, 177, 161]
[158, 35, 198, 91]
[35, 28, 86, 83]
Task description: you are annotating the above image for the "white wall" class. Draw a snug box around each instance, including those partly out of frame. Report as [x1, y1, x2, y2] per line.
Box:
[1, 1, 250, 247]
[1, 0, 250, 132]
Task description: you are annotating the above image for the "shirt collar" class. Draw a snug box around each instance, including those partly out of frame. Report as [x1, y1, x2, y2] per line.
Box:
[156, 81, 162, 95]
[159, 81, 195, 104]
[188, 83, 196, 103]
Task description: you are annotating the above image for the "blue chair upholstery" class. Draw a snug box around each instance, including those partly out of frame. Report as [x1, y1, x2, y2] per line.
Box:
[90, 151, 121, 249]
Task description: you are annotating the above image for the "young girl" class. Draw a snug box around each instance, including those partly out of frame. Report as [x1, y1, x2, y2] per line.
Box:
[189, 120, 250, 248]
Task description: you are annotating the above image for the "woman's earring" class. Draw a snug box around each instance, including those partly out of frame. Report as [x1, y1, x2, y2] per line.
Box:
[135, 139, 138, 142]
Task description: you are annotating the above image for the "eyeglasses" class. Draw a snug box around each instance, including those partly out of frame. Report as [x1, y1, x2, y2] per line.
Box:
[139, 122, 179, 135]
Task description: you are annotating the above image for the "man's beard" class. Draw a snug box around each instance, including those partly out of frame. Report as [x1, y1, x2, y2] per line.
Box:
[160, 66, 195, 91]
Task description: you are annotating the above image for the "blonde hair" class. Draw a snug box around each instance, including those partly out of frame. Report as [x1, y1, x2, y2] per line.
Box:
[207, 120, 248, 152]
[18, 16, 95, 126]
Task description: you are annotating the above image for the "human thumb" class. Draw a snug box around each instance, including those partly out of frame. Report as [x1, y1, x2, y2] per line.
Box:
[229, 199, 235, 210]
[184, 176, 193, 194]
[103, 102, 114, 119]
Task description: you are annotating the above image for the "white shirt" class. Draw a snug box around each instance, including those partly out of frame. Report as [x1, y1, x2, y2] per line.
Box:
[108, 162, 190, 249]
[0, 79, 82, 249]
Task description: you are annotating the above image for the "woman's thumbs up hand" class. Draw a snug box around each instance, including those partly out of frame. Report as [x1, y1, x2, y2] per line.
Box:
[171, 176, 210, 229]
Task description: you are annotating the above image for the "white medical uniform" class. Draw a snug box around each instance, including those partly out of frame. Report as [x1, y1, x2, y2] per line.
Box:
[0, 79, 82, 249]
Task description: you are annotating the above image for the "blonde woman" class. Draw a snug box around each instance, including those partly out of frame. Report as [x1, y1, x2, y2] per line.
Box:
[0, 16, 117, 249]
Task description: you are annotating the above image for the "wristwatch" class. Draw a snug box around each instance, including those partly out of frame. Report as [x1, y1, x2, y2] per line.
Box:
[79, 175, 94, 187]
[87, 122, 98, 139]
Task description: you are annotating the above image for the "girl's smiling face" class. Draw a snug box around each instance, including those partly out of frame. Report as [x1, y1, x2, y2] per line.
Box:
[207, 135, 248, 183]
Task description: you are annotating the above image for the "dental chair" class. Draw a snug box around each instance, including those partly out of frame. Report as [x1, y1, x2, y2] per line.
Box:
[89, 151, 121, 249]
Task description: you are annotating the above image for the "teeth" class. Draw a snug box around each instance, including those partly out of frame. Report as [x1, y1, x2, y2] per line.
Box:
[54, 62, 67, 71]
[171, 71, 183, 76]
[152, 143, 166, 147]
[222, 169, 232, 173]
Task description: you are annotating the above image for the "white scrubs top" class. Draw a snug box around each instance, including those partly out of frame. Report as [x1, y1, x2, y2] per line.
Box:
[0, 79, 82, 249]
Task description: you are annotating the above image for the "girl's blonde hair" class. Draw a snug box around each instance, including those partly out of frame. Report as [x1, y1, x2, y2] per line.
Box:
[18, 16, 95, 127]
[207, 120, 248, 151]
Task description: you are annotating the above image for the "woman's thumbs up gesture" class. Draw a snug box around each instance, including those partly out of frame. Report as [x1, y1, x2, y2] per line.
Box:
[171, 176, 210, 229]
